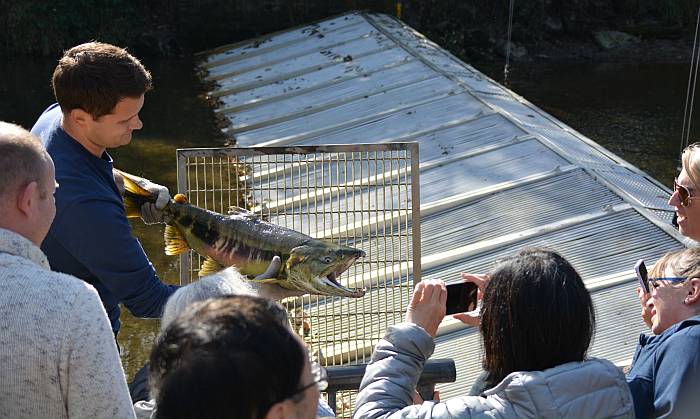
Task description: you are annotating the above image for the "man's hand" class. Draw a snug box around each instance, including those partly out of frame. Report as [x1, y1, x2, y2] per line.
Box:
[406, 279, 447, 337]
[140, 181, 171, 225]
[637, 286, 653, 329]
[452, 273, 489, 326]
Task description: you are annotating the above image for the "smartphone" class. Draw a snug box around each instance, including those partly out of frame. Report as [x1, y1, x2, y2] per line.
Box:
[635, 259, 649, 294]
[445, 282, 478, 315]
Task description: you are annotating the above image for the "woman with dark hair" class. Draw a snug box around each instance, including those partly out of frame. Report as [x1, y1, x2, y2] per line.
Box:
[354, 248, 634, 418]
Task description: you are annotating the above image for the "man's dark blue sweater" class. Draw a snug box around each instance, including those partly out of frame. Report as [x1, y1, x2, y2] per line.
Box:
[31, 104, 177, 333]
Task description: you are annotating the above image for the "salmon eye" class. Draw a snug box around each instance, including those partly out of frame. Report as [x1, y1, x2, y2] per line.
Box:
[324, 256, 332, 264]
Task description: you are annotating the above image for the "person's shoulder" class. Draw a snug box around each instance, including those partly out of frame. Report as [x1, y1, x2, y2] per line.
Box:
[653, 317, 700, 351]
[39, 269, 101, 301]
[30, 103, 61, 138]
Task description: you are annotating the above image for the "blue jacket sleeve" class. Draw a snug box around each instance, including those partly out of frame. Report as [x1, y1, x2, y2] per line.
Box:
[653, 334, 700, 419]
[53, 197, 177, 318]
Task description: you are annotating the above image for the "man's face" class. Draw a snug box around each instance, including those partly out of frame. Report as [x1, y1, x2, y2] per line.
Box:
[85, 95, 144, 151]
[291, 344, 321, 419]
[33, 157, 57, 245]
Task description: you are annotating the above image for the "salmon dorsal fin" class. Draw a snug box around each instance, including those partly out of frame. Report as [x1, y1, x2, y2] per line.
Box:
[199, 256, 224, 277]
[164, 225, 190, 256]
[227, 206, 258, 220]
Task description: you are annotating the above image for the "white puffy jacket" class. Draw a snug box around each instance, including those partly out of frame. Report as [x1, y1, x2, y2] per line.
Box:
[354, 323, 634, 419]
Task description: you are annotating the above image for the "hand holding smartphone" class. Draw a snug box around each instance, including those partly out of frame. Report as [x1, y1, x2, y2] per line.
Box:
[445, 281, 479, 315]
[635, 259, 649, 294]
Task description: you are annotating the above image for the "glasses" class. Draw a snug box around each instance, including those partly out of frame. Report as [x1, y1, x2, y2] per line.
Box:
[647, 277, 688, 290]
[674, 178, 700, 207]
[289, 362, 328, 402]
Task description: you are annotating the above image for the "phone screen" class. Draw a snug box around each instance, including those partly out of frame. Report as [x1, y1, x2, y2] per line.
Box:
[635, 259, 649, 294]
[445, 282, 478, 315]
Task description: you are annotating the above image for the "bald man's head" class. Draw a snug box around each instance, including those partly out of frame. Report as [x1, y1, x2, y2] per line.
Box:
[0, 122, 51, 200]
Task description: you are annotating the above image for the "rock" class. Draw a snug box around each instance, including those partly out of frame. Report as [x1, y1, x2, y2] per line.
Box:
[544, 16, 564, 33]
[592, 30, 639, 50]
[496, 40, 528, 61]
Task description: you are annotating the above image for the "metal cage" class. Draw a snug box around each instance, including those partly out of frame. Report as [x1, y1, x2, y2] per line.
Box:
[176, 143, 420, 415]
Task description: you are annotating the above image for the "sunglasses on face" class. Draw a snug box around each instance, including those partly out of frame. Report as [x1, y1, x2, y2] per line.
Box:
[674, 178, 700, 207]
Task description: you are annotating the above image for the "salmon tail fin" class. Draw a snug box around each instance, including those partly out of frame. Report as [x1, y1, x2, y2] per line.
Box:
[115, 168, 157, 218]
[164, 225, 191, 255]
[199, 256, 225, 277]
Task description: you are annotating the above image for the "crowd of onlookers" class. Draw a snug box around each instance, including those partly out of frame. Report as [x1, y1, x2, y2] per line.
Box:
[1, 41, 699, 418]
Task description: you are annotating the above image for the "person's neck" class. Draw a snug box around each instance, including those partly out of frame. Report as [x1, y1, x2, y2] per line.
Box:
[60, 115, 105, 158]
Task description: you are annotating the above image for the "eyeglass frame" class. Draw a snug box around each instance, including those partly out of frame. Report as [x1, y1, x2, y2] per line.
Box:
[647, 276, 688, 290]
[289, 362, 328, 403]
[674, 178, 700, 207]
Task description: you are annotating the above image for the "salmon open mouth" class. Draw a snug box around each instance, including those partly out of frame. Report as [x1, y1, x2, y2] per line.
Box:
[319, 253, 366, 297]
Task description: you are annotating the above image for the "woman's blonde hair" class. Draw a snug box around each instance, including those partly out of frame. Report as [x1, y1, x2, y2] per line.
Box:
[649, 247, 700, 282]
[682, 143, 700, 187]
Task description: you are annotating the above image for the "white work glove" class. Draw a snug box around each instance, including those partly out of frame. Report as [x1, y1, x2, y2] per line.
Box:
[140, 181, 171, 225]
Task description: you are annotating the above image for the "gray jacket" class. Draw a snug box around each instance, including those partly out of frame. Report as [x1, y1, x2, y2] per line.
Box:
[354, 323, 634, 419]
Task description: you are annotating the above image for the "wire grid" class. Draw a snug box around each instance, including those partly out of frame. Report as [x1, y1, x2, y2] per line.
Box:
[176, 144, 420, 416]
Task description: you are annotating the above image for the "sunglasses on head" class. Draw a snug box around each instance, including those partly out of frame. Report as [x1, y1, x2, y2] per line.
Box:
[674, 178, 700, 207]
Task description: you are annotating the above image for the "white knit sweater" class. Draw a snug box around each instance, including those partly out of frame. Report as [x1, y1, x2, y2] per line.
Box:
[0, 228, 135, 418]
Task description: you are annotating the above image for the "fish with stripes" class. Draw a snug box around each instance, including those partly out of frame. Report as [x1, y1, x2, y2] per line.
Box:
[117, 170, 366, 298]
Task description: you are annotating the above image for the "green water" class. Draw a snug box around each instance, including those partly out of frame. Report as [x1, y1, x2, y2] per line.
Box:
[2, 56, 698, 380]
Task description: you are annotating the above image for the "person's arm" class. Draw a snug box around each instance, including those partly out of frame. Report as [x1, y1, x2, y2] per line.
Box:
[652, 334, 700, 418]
[353, 323, 438, 419]
[62, 282, 136, 418]
[354, 281, 447, 419]
[55, 198, 177, 318]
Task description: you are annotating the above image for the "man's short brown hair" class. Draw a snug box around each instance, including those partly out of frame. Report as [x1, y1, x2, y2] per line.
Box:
[0, 122, 50, 199]
[52, 42, 153, 119]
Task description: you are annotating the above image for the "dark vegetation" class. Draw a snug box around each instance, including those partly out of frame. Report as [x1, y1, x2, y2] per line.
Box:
[2, 0, 700, 60]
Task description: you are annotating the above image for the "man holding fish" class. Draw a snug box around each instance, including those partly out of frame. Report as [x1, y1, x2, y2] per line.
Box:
[29, 42, 180, 337]
[30, 42, 363, 340]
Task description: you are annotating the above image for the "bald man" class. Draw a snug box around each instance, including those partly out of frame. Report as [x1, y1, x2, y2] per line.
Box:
[0, 121, 135, 418]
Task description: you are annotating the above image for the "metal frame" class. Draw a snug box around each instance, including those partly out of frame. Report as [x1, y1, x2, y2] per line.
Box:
[175, 143, 419, 416]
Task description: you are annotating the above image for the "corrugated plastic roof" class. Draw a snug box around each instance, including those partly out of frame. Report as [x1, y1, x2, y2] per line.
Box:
[199, 11, 686, 393]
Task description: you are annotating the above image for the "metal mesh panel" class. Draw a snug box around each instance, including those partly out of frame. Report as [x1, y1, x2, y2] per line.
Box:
[176, 143, 419, 417]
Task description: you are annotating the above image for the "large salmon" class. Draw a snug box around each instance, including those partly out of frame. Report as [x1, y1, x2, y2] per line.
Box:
[118, 170, 366, 298]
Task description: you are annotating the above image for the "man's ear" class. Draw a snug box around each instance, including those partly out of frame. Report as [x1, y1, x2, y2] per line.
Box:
[264, 399, 294, 419]
[68, 108, 93, 127]
[686, 278, 700, 305]
[15, 181, 38, 217]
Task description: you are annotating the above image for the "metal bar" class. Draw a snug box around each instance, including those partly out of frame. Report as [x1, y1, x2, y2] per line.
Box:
[325, 358, 456, 392]
[410, 143, 421, 285]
